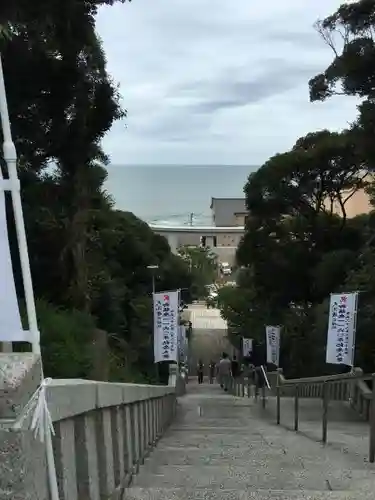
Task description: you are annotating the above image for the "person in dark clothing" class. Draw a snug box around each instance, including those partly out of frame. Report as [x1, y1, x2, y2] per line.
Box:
[209, 360, 216, 384]
[249, 343, 267, 397]
[231, 355, 239, 379]
[197, 360, 204, 384]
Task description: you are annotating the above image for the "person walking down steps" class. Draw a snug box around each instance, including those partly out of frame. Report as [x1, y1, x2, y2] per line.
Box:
[217, 352, 231, 392]
[197, 360, 204, 384]
[231, 355, 239, 379]
[209, 360, 216, 384]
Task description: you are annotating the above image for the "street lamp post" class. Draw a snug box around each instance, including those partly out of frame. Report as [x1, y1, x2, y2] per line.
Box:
[147, 265, 159, 383]
[147, 264, 159, 294]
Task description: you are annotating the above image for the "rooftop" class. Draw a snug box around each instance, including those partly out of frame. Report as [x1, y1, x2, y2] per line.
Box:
[210, 197, 247, 210]
[149, 224, 245, 233]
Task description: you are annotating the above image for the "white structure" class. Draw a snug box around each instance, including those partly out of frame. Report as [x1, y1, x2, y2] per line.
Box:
[149, 224, 245, 265]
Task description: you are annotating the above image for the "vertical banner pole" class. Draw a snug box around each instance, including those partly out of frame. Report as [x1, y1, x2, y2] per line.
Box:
[0, 55, 39, 354]
[0, 55, 59, 499]
[177, 288, 181, 370]
[351, 292, 359, 369]
[152, 290, 160, 382]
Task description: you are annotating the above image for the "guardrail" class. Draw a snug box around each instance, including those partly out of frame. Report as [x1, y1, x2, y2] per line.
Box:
[229, 368, 268, 408]
[227, 366, 375, 463]
[275, 370, 375, 460]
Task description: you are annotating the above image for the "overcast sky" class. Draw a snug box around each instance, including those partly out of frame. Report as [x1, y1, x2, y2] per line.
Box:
[96, 0, 359, 166]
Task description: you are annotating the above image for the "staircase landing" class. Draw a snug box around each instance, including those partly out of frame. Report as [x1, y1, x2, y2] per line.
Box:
[126, 383, 375, 499]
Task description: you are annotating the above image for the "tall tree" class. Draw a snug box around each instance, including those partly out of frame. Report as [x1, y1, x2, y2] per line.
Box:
[309, 0, 375, 102]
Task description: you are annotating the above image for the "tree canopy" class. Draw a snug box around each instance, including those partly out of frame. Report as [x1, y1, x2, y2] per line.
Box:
[1, 1, 197, 383]
[178, 246, 218, 300]
[219, 0, 375, 378]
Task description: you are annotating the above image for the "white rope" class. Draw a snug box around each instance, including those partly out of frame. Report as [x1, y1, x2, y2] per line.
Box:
[12, 378, 60, 500]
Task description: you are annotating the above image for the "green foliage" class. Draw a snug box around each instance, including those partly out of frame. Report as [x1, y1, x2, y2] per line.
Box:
[1, 1, 198, 382]
[26, 300, 95, 379]
[309, 0, 375, 102]
[178, 246, 218, 299]
[219, 1, 375, 376]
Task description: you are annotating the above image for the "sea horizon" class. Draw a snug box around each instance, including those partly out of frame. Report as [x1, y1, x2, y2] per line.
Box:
[104, 164, 258, 225]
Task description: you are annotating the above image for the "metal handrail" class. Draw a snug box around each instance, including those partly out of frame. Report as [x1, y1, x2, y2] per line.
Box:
[275, 370, 375, 463]
[230, 367, 375, 462]
[278, 372, 372, 386]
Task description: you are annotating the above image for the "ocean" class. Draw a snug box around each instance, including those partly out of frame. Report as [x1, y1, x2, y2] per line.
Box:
[105, 164, 257, 225]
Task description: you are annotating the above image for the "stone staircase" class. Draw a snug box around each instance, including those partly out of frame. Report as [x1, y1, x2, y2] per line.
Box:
[126, 382, 375, 500]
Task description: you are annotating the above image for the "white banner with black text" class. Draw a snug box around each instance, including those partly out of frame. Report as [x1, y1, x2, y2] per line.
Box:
[242, 338, 253, 357]
[178, 325, 187, 361]
[153, 290, 179, 363]
[326, 292, 358, 366]
[266, 326, 281, 367]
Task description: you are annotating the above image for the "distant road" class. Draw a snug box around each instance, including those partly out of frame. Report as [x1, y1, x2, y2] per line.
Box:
[188, 303, 232, 374]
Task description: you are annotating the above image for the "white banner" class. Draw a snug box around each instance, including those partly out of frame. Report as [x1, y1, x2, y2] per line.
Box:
[0, 187, 29, 341]
[326, 292, 358, 366]
[178, 325, 186, 361]
[266, 326, 280, 366]
[153, 290, 179, 363]
[184, 337, 189, 362]
[242, 338, 253, 357]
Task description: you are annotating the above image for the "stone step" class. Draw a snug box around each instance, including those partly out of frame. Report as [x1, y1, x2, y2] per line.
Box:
[170, 422, 257, 430]
[132, 464, 375, 490]
[168, 423, 278, 431]
[157, 436, 266, 447]
[155, 433, 348, 452]
[125, 487, 374, 500]
[142, 448, 354, 468]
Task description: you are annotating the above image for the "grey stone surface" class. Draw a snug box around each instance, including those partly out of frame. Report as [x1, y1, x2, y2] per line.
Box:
[0, 354, 47, 500]
[46, 379, 176, 421]
[125, 382, 375, 500]
[188, 304, 231, 374]
[0, 353, 42, 419]
[0, 430, 48, 500]
[125, 488, 375, 500]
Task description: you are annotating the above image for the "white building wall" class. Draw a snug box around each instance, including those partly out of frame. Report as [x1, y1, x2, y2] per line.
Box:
[166, 233, 179, 254]
[151, 226, 244, 264]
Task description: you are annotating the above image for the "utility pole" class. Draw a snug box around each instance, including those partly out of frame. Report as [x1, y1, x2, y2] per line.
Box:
[189, 212, 194, 226]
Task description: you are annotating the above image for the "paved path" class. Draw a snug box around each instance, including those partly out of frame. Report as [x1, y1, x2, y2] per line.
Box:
[126, 383, 375, 500]
[188, 304, 231, 374]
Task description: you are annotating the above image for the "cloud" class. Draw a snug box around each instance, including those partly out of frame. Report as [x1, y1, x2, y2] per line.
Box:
[180, 61, 325, 114]
[96, 0, 359, 165]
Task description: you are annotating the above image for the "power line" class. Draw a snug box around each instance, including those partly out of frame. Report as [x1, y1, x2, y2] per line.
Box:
[146, 211, 212, 225]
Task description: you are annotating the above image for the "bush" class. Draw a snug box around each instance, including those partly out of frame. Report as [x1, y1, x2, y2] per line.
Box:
[29, 300, 96, 378]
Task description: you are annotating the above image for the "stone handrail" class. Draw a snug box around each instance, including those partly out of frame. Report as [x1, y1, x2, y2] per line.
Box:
[0, 354, 179, 500]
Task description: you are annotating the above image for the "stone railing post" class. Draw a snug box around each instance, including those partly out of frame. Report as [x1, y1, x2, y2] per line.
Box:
[349, 367, 363, 407]
[0, 354, 49, 500]
[74, 411, 100, 499]
[124, 403, 134, 475]
[112, 405, 125, 491]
